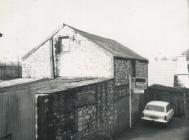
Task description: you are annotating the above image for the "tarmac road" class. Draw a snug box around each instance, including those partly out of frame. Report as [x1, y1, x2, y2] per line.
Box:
[115, 117, 189, 140]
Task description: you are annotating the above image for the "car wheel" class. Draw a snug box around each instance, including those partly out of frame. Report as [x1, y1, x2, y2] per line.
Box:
[163, 122, 168, 127]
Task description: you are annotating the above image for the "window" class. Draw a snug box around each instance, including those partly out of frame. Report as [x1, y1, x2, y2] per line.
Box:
[166, 104, 171, 112]
[58, 36, 70, 52]
[146, 105, 165, 112]
[135, 77, 147, 89]
[135, 78, 146, 82]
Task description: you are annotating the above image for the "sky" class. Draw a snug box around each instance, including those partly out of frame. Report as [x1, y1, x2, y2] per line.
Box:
[0, 0, 189, 62]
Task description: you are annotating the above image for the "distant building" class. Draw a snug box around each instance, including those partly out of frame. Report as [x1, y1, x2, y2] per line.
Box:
[148, 55, 189, 88]
[174, 56, 189, 87]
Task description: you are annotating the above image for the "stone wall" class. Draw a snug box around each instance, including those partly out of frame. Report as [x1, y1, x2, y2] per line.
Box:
[77, 105, 97, 138]
[37, 79, 116, 140]
[135, 60, 148, 78]
[131, 94, 145, 124]
[114, 58, 148, 86]
[114, 58, 132, 86]
[36, 58, 148, 139]
[113, 58, 148, 135]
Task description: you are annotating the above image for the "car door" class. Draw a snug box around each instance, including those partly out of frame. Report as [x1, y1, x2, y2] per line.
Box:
[169, 104, 174, 118]
[166, 104, 174, 120]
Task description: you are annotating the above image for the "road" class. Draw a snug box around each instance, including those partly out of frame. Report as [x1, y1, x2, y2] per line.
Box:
[115, 117, 189, 140]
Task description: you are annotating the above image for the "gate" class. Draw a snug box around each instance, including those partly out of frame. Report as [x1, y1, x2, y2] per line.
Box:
[0, 89, 35, 140]
[114, 95, 130, 135]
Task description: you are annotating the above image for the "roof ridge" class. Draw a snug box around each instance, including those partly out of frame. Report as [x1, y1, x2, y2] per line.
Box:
[65, 24, 115, 41]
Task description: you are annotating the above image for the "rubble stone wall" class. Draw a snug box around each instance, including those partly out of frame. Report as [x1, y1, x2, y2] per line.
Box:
[113, 58, 148, 135]
[135, 60, 148, 78]
[37, 79, 116, 140]
[114, 58, 132, 86]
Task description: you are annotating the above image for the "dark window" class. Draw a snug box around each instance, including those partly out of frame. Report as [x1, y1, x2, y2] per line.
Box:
[58, 36, 70, 52]
[146, 105, 165, 112]
[166, 104, 171, 112]
[135, 78, 146, 82]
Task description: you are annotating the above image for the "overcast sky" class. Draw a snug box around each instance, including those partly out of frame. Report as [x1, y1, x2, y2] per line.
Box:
[0, 0, 189, 62]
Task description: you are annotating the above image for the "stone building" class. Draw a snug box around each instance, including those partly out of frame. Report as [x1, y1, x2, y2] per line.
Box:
[22, 24, 148, 80]
[20, 24, 148, 140]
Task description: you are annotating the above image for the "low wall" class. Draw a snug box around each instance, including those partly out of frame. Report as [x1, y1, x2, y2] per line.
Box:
[145, 85, 189, 117]
[37, 79, 116, 140]
[36, 79, 146, 140]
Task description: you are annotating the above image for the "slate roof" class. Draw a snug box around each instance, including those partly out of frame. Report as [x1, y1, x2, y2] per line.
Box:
[67, 25, 147, 61]
[22, 24, 148, 61]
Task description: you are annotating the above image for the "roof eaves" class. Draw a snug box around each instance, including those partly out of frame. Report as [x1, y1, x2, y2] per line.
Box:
[114, 56, 149, 63]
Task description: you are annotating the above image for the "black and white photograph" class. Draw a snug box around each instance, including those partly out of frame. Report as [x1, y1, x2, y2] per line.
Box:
[0, 0, 189, 140]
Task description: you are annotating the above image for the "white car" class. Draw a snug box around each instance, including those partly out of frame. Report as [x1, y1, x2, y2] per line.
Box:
[141, 101, 174, 124]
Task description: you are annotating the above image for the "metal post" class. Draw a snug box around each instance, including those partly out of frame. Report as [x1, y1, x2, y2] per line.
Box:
[129, 75, 132, 128]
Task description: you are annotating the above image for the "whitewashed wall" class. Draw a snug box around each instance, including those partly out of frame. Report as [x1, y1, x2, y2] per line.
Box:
[22, 26, 114, 79]
[54, 26, 114, 78]
[22, 41, 51, 78]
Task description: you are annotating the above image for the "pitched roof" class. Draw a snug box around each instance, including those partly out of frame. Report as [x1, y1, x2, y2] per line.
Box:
[22, 24, 148, 61]
[67, 25, 147, 61]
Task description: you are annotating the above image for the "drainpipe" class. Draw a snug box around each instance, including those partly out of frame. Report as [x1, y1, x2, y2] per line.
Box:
[49, 38, 55, 79]
[129, 74, 132, 128]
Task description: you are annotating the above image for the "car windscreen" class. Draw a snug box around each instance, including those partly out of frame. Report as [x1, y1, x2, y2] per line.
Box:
[146, 105, 165, 112]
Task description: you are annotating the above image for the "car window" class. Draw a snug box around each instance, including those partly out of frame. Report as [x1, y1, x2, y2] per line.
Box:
[146, 105, 165, 112]
[166, 104, 171, 112]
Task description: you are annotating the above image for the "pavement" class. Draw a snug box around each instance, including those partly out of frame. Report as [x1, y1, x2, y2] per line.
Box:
[115, 117, 189, 140]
